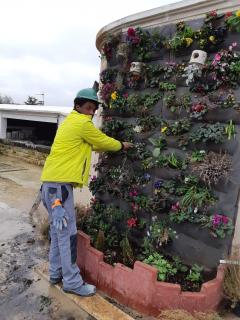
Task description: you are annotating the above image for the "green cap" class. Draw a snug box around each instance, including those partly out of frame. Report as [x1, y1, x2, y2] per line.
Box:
[75, 88, 99, 103]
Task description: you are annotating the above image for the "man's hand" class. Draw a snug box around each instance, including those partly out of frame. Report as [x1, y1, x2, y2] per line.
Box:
[122, 142, 134, 150]
[51, 200, 69, 231]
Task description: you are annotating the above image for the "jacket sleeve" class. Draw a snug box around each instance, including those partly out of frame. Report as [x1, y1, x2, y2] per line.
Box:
[81, 120, 122, 152]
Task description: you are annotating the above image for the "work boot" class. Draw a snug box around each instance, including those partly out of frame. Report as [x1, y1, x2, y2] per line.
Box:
[63, 283, 96, 297]
[49, 277, 63, 285]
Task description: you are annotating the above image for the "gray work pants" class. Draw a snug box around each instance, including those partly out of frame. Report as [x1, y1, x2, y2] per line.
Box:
[41, 182, 83, 290]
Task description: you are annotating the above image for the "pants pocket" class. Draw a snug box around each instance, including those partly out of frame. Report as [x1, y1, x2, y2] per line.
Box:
[70, 234, 77, 264]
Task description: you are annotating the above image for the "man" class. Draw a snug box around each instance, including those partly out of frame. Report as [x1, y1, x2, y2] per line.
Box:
[41, 88, 133, 297]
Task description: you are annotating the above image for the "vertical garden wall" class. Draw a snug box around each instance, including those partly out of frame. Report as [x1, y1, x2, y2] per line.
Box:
[81, 7, 240, 292]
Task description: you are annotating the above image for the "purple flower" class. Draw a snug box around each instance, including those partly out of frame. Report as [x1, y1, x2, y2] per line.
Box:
[154, 180, 163, 189]
[212, 214, 222, 227]
[91, 175, 97, 181]
[144, 173, 151, 181]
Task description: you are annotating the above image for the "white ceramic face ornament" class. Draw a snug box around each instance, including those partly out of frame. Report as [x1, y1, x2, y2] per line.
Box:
[130, 62, 145, 76]
[190, 50, 207, 65]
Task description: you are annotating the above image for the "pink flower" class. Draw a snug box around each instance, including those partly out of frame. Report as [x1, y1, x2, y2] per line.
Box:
[123, 93, 129, 98]
[222, 215, 229, 224]
[171, 202, 180, 212]
[209, 10, 217, 17]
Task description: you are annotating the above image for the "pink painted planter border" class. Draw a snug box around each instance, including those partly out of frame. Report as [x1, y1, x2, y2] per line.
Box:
[77, 231, 224, 316]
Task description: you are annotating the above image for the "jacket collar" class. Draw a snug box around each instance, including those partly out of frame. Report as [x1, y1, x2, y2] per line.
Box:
[72, 110, 92, 119]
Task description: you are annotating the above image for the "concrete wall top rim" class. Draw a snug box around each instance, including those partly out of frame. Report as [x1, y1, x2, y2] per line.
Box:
[96, 0, 240, 51]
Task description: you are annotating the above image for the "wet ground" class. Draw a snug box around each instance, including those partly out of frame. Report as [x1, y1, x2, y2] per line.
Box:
[0, 154, 239, 320]
[0, 155, 92, 320]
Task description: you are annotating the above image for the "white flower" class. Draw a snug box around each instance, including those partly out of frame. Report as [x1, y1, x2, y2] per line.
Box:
[194, 207, 198, 213]
[199, 150, 206, 154]
[152, 215, 157, 222]
[147, 231, 151, 237]
[133, 125, 143, 133]
[184, 177, 189, 183]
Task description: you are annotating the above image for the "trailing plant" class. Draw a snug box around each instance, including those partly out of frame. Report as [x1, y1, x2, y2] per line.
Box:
[189, 123, 225, 144]
[192, 151, 231, 186]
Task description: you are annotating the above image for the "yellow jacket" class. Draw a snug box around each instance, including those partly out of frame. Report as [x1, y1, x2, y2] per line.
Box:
[41, 110, 121, 187]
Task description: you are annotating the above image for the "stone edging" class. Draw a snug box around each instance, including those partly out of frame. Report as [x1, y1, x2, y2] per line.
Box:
[77, 231, 224, 316]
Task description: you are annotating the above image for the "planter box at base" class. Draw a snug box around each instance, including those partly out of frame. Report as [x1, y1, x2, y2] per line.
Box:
[77, 231, 224, 317]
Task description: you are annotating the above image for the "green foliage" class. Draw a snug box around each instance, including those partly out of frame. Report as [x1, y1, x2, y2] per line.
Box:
[136, 115, 161, 133]
[186, 264, 203, 283]
[155, 153, 187, 170]
[189, 123, 225, 144]
[226, 11, 240, 32]
[165, 21, 194, 52]
[189, 150, 206, 163]
[149, 136, 167, 157]
[225, 120, 236, 140]
[144, 252, 177, 281]
[163, 118, 191, 136]
[159, 82, 176, 91]
[177, 176, 215, 208]
[164, 93, 191, 113]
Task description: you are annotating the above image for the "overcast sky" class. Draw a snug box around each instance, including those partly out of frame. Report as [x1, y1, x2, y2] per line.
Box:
[0, 0, 182, 106]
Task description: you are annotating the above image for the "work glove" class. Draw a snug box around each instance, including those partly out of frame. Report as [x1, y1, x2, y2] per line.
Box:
[51, 199, 69, 231]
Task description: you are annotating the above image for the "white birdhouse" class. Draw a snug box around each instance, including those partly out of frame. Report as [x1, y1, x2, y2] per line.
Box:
[190, 50, 207, 65]
[130, 62, 145, 76]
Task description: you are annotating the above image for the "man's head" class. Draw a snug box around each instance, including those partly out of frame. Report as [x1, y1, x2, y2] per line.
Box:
[74, 88, 99, 116]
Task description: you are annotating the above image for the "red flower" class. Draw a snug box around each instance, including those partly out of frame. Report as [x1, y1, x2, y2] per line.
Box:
[127, 217, 137, 228]
[127, 27, 136, 37]
[191, 103, 205, 113]
[225, 12, 232, 18]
